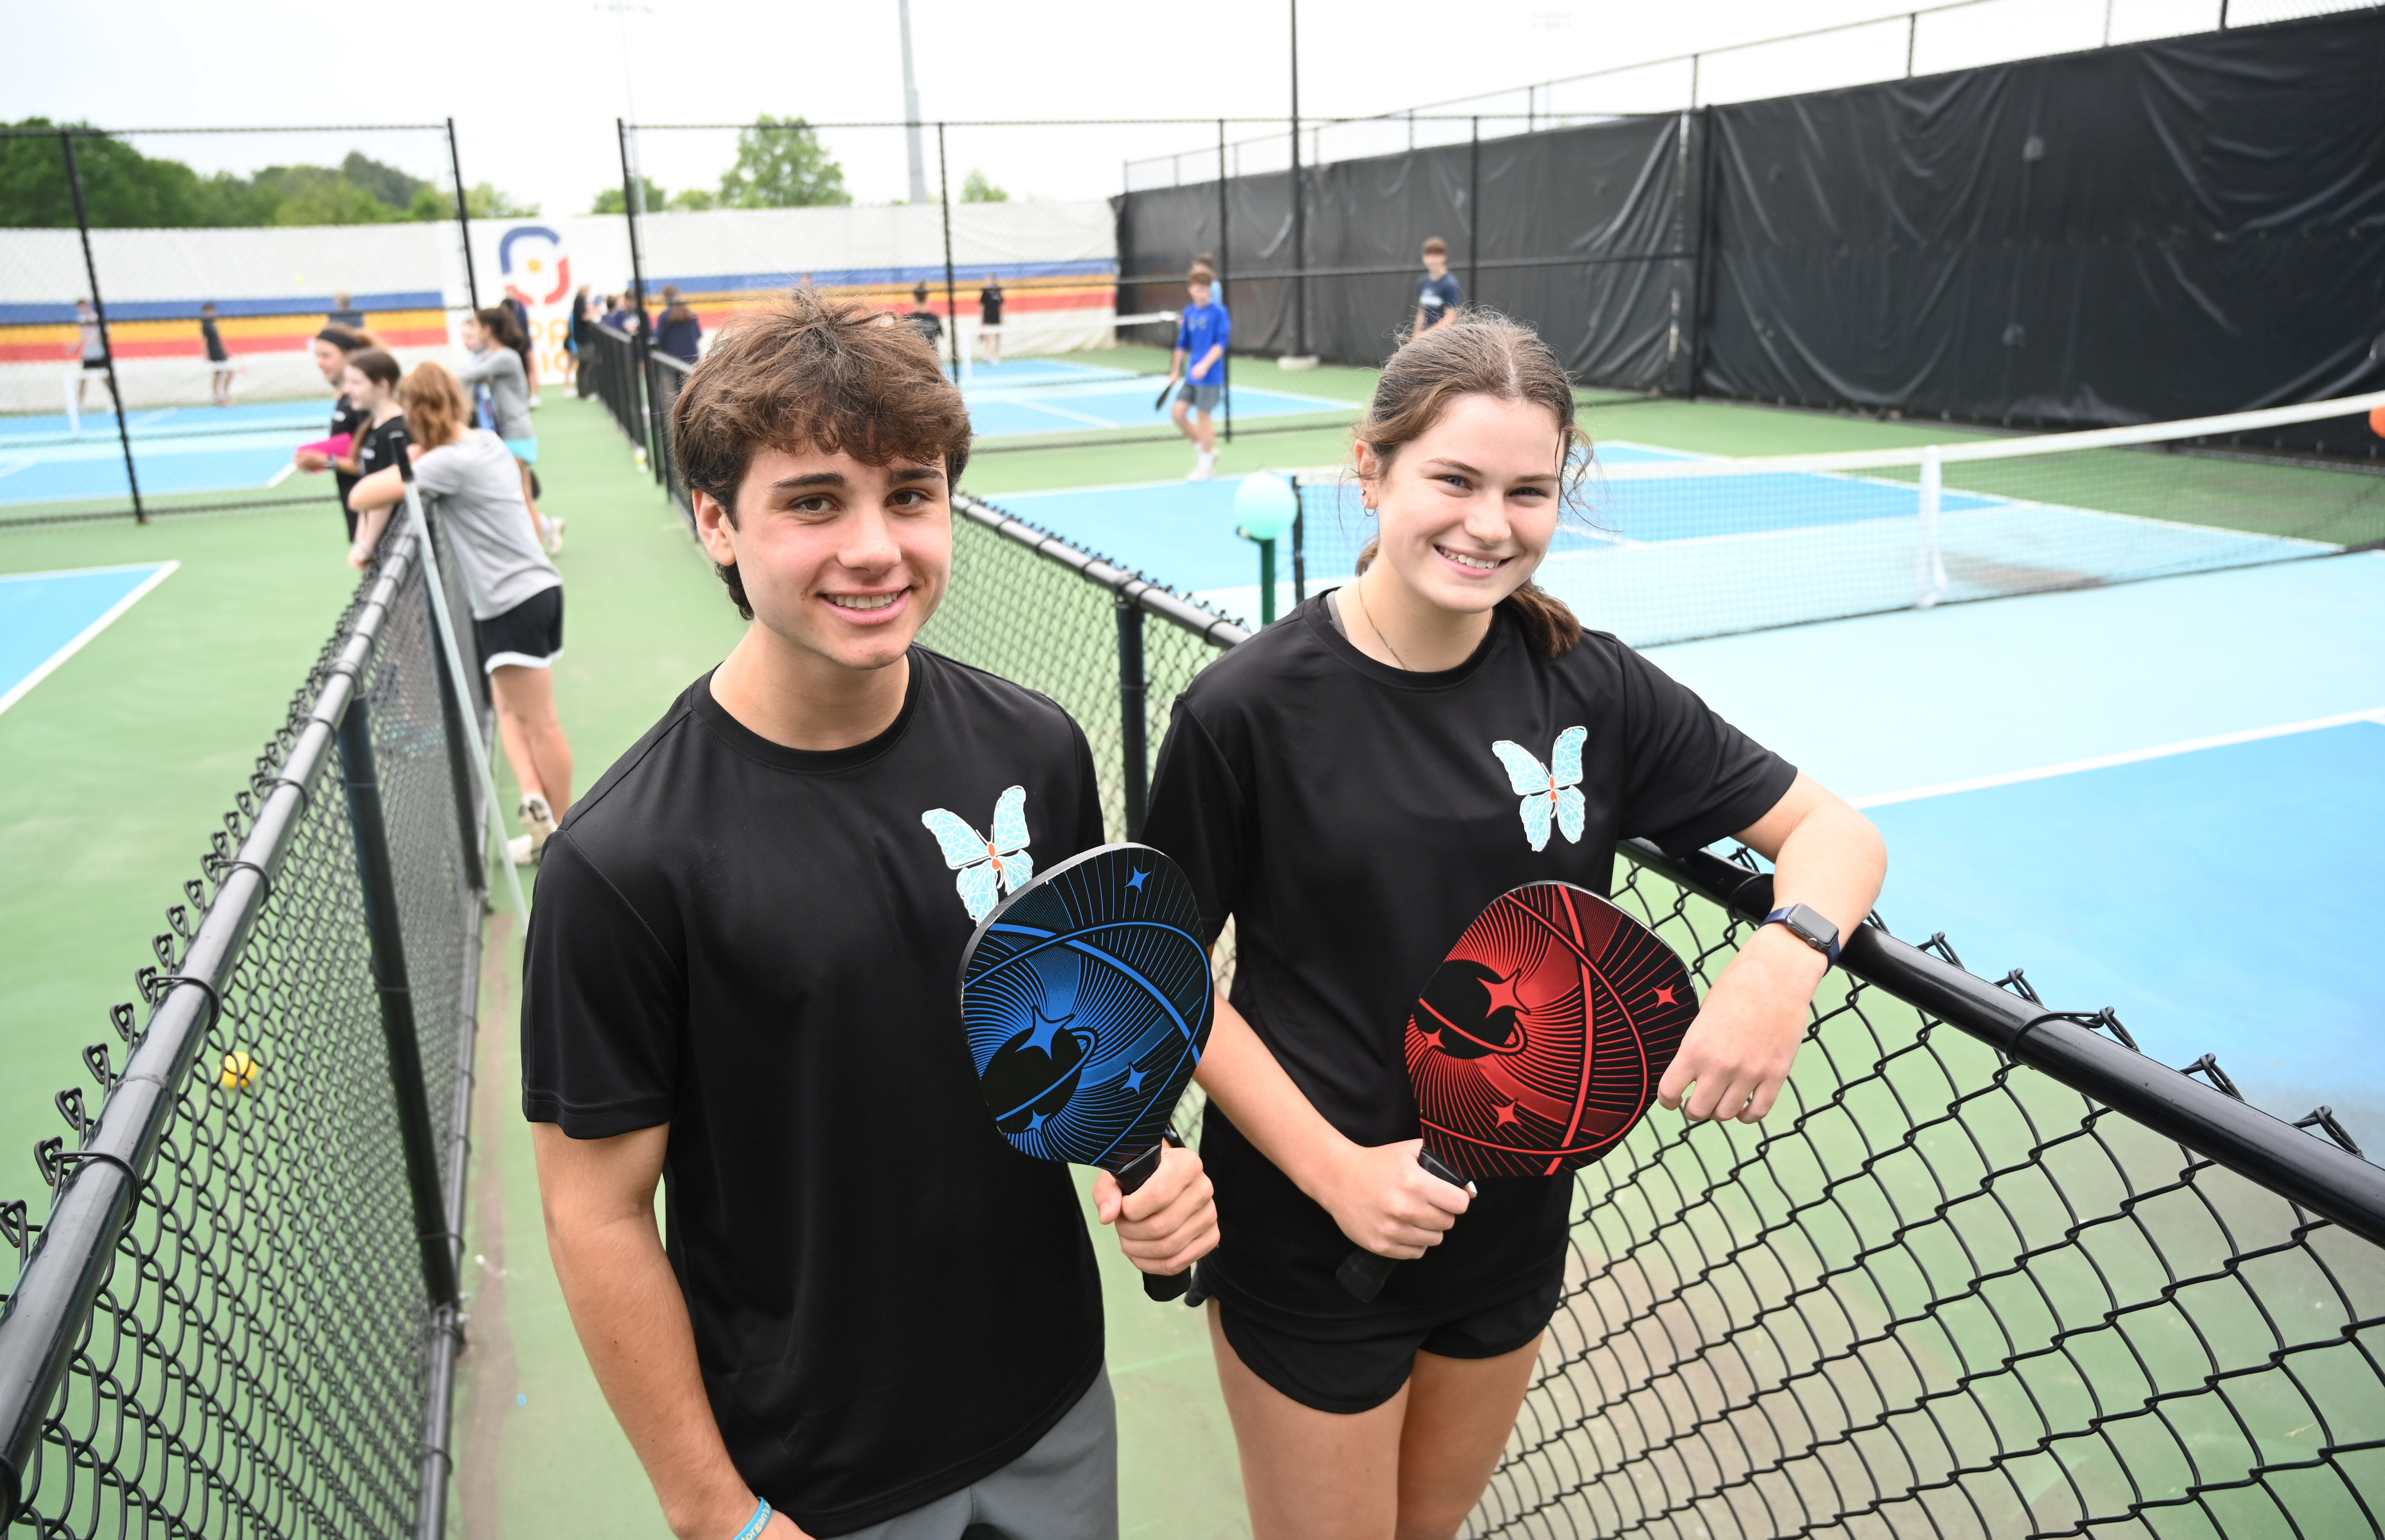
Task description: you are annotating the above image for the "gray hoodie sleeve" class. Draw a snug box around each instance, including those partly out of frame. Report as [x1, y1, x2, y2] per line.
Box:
[456, 348, 533, 441]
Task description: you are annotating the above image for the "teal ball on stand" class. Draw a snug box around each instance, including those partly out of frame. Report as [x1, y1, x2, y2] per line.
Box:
[1233, 472, 1298, 543]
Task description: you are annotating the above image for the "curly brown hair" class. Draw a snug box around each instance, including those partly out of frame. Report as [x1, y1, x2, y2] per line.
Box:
[671, 288, 974, 618]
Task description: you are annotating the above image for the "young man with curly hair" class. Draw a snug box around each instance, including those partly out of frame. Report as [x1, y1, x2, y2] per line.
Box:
[524, 290, 1218, 1540]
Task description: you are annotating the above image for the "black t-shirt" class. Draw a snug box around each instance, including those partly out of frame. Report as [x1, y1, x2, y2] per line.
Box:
[329, 393, 370, 507]
[979, 285, 1004, 325]
[201, 317, 228, 362]
[354, 413, 410, 485]
[1140, 594, 1795, 1335]
[1416, 271, 1463, 326]
[522, 651, 1111, 1535]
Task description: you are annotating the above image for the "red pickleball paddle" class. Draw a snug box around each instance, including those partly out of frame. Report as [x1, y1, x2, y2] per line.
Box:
[1336, 881, 1699, 1302]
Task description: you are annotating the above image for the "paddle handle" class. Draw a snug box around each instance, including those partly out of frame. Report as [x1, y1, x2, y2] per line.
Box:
[1115, 1129, 1192, 1303]
[1335, 1148, 1469, 1304]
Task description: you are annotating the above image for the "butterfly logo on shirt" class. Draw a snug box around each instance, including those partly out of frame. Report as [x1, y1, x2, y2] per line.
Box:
[1491, 727, 1587, 852]
[920, 785, 1035, 922]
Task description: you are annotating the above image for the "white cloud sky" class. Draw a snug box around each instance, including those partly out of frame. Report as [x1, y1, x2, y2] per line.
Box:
[9, 0, 2262, 216]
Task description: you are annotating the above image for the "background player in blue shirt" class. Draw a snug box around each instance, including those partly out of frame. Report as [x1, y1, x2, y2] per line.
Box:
[1166, 265, 1230, 481]
[1415, 237, 1463, 337]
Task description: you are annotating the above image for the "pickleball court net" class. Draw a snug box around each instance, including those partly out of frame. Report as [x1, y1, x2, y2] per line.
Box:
[1291, 389, 2385, 647]
[923, 488, 2385, 1539]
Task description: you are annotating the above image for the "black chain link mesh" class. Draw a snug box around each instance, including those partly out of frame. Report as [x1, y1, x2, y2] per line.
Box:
[0, 534, 480, 1536]
[916, 494, 2385, 1540]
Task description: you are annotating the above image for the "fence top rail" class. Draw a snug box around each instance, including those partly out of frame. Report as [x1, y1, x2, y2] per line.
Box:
[1621, 837, 2385, 1249]
[625, 113, 1672, 134]
[0, 122, 453, 139]
[0, 531, 425, 1517]
[954, 494, 1251, 650]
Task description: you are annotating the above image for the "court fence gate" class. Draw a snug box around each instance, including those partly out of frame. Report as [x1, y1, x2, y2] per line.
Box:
[0, 519, 490, 1538]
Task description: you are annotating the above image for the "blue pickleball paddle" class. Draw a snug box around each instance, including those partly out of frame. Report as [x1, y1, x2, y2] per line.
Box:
[958, 843, 1216, 1302]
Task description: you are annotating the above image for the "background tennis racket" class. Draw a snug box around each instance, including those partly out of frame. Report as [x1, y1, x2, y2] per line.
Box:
[1337, 881, 1699, 1302]
[959, 843, 1215, 1302]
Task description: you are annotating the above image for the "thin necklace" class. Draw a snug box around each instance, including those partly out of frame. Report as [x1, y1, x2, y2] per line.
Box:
[1351, 581, 1413, 671]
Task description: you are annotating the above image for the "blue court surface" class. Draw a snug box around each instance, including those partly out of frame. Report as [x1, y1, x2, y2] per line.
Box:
[2, 400, 335, 507]
[1647, 552, 2385, 1140]
[0, 562, 178, 715]
[957, 359, 1352, 439]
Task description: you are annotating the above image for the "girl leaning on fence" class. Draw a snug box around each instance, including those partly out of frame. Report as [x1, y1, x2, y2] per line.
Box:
[347, 360, 575, 868]
[1138, 313, 1888, 1540]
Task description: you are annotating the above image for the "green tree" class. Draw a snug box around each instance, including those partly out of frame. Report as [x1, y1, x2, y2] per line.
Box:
[414, 182, 542, 219]
[590, 176, 670, 215]
[667, 187, 718, 212]
[340, 151, 430, 209]
[716, 115, 850, 209]
[0, 119, 209, 226]
[961, 169, 1009, 203]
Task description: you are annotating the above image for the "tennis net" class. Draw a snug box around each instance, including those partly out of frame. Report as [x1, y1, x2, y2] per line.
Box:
[1291, 390, 2385, 646]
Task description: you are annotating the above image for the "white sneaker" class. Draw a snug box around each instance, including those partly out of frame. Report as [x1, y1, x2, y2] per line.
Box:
[515, 793, 558, 865]
[542, 515, 566, 555]
[1186, 458, 1215, 483]
[528, 394, 543, 409]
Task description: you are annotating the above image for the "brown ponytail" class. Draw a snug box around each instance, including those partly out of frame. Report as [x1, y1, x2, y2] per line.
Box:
[1351, 312, 1593, 658]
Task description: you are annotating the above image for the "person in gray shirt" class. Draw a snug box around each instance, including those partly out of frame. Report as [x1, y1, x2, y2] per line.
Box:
[460, 307, 562, 553]
[348, 359, 575, 868]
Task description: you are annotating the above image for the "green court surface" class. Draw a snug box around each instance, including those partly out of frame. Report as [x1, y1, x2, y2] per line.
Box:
[7, 364, 2333, 1537]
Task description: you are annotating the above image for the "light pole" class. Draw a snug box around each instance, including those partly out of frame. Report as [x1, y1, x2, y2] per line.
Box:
[899, 0, 930, 204]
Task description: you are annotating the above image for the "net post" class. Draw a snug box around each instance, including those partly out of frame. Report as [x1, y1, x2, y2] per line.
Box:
[1115, 599, 1148, 840]
[1915, 443, 1946, 608]
[1292, 494, 1307, 604]
[447, 118, 479, 310]
[938, 124, 961, 380]
[333, 694, 462, 1313]
[1258, 538, 1277, 625]
[59, 128, 144, 526]
[1290, 0, 1307, 358]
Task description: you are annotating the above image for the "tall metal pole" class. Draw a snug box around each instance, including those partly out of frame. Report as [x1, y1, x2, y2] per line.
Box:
[59, 130, 143, 525]
[1289, 0, 1306, 357]
[446, 118, 479, 310]
[1467, 118, 1481, 312]
[1219, 118, 1233, 445]
[615, 117, 655, 463]
[899, 0, 931, 204]
[938, 124, 961, 378]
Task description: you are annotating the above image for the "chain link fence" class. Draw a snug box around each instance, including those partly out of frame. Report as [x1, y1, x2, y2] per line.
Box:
[0, 521, 488, 1538]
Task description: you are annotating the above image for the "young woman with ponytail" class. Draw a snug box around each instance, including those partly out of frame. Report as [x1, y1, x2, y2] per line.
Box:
[1140, 315, 1886, 1540]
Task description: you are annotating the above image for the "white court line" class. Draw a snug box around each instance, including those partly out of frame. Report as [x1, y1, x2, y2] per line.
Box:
[1850, 708, 2385, 809]
[267, 461, 298, 486]
[0, 562, 180, 719]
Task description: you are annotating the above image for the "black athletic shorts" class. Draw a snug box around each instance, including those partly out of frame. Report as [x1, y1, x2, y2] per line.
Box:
[475, 585, 565, 672]
[1209, 1272, 1562, 1415]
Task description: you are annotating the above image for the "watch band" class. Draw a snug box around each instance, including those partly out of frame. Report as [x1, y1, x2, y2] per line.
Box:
[1761, 904, 1841, 966]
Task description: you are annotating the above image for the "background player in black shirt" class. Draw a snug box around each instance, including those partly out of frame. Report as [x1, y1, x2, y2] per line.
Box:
[1141, 315, 1885, 1539]
[292, 326, 375, 538]
[200, 302, 234, 406]
[978, 274, 1004, 365]
[524, 292, 1217, 1540]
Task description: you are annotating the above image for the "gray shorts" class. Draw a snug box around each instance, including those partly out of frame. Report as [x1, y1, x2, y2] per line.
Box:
[1175, 382, 1222, 414]
[829, 1368, 1118, 1540]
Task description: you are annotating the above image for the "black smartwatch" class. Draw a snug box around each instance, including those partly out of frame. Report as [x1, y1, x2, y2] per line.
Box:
[1760, 903, 1840, 966]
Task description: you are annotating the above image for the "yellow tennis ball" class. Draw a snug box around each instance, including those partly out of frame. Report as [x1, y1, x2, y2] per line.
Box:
[220, 1050, 260, 1093]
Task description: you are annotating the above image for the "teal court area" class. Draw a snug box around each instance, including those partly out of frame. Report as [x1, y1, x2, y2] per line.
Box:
[0, 560, 176, 712]
[959, 357, 1351, 439]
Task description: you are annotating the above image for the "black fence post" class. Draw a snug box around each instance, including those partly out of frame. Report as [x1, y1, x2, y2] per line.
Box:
[335, 695, 461, 1312]
[1289, 1, 1307, 358]
[1686, 105, 1721, 402]
[1116, 599, 1148, 839]
[446, 118, 479, 311]
[616, 117, 652, 463]
[1218, 117, 1233, 444]
[1467, 117, 1481, 311]
[59, 129, 143, 526]
[1291, 503, 1306, 604]
[938, 124, 961, 378]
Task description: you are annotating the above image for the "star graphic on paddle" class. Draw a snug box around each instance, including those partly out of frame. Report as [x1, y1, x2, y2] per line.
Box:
[1478, 969, 1530, 1018]
[1493, 1102, 1521, 1127]
[1653, 985, 1677, 1006]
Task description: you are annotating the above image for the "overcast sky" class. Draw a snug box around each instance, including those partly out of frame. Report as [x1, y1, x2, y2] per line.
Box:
[12, 0, 2279, 217]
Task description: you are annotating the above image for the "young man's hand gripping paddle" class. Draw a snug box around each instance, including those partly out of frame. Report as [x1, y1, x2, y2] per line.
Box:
[1336, 880, 1698, 1301]
[959, 843, 1217, 1301]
